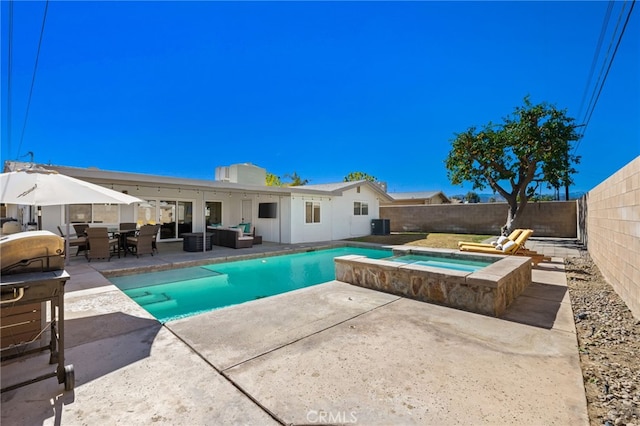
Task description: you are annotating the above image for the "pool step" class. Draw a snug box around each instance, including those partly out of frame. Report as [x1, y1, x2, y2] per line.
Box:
[131, 292, 173, 306]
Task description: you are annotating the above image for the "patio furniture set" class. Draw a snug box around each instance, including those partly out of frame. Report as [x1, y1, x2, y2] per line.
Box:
[58, 223, 160, 261]
[190, 223, 261, 252]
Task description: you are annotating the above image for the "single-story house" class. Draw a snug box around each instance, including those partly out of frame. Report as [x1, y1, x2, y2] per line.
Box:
[2, 161, 393, 245]
[383, 191, 450, 205]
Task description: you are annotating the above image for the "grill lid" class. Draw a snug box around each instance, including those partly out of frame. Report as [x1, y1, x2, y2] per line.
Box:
[0, 230, 65, 275]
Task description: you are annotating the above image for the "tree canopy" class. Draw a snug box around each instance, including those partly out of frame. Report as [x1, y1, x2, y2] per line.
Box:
[283, 171, 308, 186]
[266, 171, 309, 186]
[464, 191, 480, 203]
[265, 172, 282, 187]
[344, 171, 377, 182]
[445, 96, 580, 233]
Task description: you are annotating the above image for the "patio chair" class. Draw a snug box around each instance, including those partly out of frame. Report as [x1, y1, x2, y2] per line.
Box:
[57, 225, 88, 256]
[150, 223, 160, 253]
[85, 227, 119, 262]
[126, 224, 156, 258]
[119, 222, 137, 231]
[73, 223, 90, 236]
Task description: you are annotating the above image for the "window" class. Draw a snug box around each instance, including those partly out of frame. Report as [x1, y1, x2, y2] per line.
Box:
[305, 201, 320, 223]
[68, 204, 119, 223]
[353, 201, 369, 216]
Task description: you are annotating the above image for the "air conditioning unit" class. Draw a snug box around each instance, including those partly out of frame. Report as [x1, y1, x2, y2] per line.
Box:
[371, 219, 390, 235]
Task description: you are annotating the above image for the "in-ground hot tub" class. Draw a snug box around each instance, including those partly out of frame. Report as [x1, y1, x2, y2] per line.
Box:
[335, 246, 532, 317]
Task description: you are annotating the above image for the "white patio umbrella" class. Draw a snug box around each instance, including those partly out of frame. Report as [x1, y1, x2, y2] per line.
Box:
[1, 166, 143, 263]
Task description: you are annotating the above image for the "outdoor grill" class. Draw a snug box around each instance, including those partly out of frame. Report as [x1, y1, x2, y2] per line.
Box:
[0, 230, 75, 392]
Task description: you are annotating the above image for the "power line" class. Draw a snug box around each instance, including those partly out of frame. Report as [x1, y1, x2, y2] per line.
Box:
[575, 0, 636, 154]
[577, 1, 614, 121]
[580, 1, 628, 130]
[15, 0, 50, 160]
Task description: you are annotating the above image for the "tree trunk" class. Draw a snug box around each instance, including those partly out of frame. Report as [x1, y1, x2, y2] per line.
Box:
[502, 194, 528, 235]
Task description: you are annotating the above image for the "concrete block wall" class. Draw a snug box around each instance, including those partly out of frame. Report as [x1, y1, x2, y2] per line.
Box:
[380, 201, 577, 237]
[584, 156, 640, 319]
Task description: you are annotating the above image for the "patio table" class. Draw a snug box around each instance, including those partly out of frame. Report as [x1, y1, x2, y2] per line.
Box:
[108, 228, 137, 257]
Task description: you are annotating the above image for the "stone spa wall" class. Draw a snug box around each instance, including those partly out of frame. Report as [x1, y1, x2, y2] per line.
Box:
[335, 247, 532, 317]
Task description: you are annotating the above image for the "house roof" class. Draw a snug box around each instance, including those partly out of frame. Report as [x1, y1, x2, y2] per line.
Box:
[296, 180, 394, 201]
[3, 161, 394, 201]
[388, 191, 449, 201]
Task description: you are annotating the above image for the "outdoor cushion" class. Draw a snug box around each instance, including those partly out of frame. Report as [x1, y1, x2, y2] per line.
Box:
[502, 240, 517, 253]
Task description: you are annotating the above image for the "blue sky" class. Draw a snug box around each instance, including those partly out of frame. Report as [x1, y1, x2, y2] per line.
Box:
[2, 1, 638, 196]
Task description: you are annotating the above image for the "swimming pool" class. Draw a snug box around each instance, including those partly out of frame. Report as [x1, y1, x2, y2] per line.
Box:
[389, 254, 491, 272]
[110, 247, 391, 322]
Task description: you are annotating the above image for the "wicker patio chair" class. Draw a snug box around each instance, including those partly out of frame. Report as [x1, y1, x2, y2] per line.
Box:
[85, 227, 119, 262]
[126, 224, 156, 258]
[57, 225, 88, 257]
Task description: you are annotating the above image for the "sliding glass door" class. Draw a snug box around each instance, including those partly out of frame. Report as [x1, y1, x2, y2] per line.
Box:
[205, 201, 222, 227]
[137, 199, 193, 240]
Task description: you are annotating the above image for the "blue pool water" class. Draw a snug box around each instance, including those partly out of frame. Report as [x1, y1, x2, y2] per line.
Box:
[110, 247, 391, 323]
[389, 254, 491, 272]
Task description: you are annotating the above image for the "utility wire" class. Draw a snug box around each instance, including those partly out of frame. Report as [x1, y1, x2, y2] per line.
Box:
[15, 0, 49, 160]
[581, 1, 628, 131]
[576, 1, 614, 121]
[574, 0, 636, 154]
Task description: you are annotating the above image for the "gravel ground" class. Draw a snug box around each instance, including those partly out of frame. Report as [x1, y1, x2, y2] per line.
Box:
[565, 252, 640, 426]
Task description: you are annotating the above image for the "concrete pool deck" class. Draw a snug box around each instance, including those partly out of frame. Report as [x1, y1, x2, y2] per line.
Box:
[1, 238, 588, 425]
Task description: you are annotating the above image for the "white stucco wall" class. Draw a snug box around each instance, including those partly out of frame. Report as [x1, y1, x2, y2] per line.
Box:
[288, 195, 333, 244]
[253, 195, 287, 244]
[329, 185, 381, 239]
[286, 184, 382, 244]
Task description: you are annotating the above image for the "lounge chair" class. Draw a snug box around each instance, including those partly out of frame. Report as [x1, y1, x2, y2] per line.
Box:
[86, 227, 119, 262]
[457, 228, 525, 249]
[459, 229, 550, 265]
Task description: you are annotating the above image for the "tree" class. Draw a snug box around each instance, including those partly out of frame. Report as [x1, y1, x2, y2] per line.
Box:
[464, 191, 480, 203]
[284, 171, 308, 186]
[266, 172, 282, 187]
[344, 171, 377, 182]
[445, 96, 580, 234]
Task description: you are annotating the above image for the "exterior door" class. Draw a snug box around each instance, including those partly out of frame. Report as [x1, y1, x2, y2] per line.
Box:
[242, 199, 253, 224]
